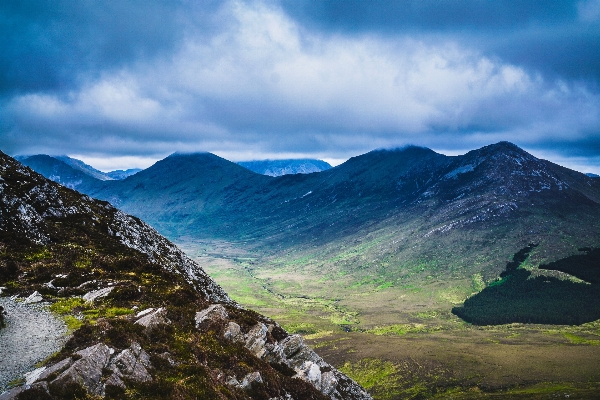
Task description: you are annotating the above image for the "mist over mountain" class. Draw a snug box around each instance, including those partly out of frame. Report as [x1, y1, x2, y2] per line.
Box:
[238, 159, 332, 176]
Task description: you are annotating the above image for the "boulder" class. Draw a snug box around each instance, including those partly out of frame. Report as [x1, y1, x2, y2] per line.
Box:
[244, 323, 268, 358]
[23, 291, 43, 304]
[263, 342, 285, 364]
[0, 386, 24, 400]
[223, 321, 244, 342]
[239, 371, 263, 391]
[49, 343, 112, 396]
[0, 381, 52, 400]
[195, 304, 228, 328]
[320, 371, 338, 396]
[280, 334, 304, 358]
[296, 361, 322, 390]
[135, 307, 170, 330]
[82, 287, 114, 302]
[36, 357, 73, 382]
[106, 342, 152, 389]
[279, 335, 323, 370]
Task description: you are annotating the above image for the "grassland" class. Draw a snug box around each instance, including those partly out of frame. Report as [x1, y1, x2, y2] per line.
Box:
[179, 239, 600, 399]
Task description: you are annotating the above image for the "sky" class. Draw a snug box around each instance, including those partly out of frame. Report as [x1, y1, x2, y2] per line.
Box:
[1, 0, 600, 173]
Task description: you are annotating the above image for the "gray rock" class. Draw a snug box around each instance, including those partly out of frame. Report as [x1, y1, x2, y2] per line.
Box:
[135, 307, 170, 330]
[226, 376, 240, 387]
[106, 342, 152, 389]
[49, 343, 112, 396]
[279, 335, 323, 370]
[280, 334, 304, 358]
[263, 342, 285, 364]
[195, 304, 228, 328]
[36, 358, 73, 382]
[239, 371, 263, 391]
[0, 386, 24, 400]
[23, 291, 43, 304]
[82, 287, 114, 302]
[244, 323, 268, 358]
[320, 371, 338, 396]
[296, 361, 322, 390]
[223, 321, 244, 342]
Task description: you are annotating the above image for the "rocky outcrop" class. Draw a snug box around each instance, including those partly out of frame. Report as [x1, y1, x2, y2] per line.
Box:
[105, 342, 152, 390]
[195, 303, 228, 328]
[3, 342, 154, 399]
[195, 304, 372, 400]
[50, 343, 113, 396]
[134, 307, 170, 330]
[23, 291, 43, 304]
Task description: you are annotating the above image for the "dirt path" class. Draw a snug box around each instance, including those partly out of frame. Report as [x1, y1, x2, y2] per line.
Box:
[0, 298, 67, 392]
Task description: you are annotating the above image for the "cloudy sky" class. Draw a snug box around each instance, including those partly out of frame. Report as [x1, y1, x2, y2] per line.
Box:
[1, 0, 600, 173]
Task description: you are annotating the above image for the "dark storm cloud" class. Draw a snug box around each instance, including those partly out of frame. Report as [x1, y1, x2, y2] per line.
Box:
[279, 0, 575, 32]
[1, 0, 599, 173]
[0, 0, 228, 95]
[280, 0, 600, 83]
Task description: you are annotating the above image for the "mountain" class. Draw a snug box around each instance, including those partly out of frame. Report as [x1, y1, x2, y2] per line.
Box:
[54, 156, 114, 181]
[82, 143, 600, 278]
[0, 151, 370, 399]
[587, 173, 600, 178]
[238, 159, 332, 176]
[17, 155, 143, 187]
[16, 155, 108, 192]
[106, 168, 142, 180]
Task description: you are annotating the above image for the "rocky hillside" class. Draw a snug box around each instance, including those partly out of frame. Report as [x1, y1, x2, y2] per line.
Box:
[0, 151, 370, 400]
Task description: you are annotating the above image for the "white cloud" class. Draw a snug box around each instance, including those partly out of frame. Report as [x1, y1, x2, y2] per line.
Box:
[4, 0, 600, 170]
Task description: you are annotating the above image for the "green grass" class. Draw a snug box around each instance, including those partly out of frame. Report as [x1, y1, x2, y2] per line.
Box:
[365, 323, 438, 336]
[339, 358, 399, 397]
[49, 297, 87, 314]
[563, 332, 600, 345]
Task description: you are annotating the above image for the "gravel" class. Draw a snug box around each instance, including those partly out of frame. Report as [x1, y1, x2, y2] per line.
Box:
[0, 297, 68, 392]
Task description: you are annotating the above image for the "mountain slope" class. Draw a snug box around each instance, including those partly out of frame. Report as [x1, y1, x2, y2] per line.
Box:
[17, 155, 106, 192]
[0, 152, 370, 400]
[54, 155, 114, 181]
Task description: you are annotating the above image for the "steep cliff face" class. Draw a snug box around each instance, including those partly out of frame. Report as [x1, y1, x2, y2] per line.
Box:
[0, 151, 371, 400]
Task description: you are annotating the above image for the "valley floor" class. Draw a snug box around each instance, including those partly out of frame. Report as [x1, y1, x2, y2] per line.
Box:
[178, 239, 600, 399]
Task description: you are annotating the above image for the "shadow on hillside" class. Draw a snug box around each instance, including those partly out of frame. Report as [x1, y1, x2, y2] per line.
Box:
[452, 247, 600, 325]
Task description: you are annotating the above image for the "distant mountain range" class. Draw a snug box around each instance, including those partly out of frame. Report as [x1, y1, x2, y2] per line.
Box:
[15, 155, 141, 191]
[19, 142, 600, 292]
[237, 159, 331, 176]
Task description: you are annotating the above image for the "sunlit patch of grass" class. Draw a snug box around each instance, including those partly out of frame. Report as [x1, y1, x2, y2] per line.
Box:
[104, 307, 134, 318]
[366, 323, 439, 336]
[283, 322, 318, 334]
[339, 358, 399, 399]
[49, 297, 87, 314]
[24, 247, 52, 261]
[304, 330, 334, 340]
[63, 315, 83, 331]
[563, 332, 600, 345]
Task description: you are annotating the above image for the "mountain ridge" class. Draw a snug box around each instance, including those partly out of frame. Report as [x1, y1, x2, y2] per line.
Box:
[18, 142, 600, 296]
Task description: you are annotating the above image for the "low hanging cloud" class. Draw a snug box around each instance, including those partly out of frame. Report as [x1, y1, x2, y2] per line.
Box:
[1, 0, 600, 172]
